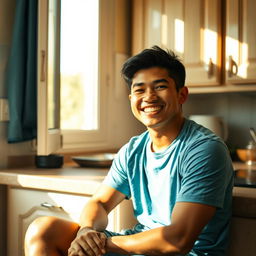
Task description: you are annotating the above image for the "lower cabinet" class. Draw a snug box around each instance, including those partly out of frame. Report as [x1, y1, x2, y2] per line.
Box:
[7, 187, 136, 256]
[227, 216, 256, 256]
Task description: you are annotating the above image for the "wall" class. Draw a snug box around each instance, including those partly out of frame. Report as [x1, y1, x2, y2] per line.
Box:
[0, 0, 34, 168]
[184, 92, 256, 150]
[110, 0, 145, 147]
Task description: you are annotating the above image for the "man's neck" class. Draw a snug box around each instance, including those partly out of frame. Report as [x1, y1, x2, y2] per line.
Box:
[149, 117, 185, 153]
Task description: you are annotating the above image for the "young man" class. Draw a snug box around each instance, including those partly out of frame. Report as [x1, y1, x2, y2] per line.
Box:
[25, 46, 234, 256]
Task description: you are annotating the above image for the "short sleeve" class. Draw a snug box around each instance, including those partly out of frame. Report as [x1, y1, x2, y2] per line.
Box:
[103, 144, 131, 198]
[177, 140, 232, 208]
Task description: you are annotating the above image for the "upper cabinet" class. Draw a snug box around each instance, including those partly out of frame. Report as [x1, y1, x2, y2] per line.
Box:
[225, 0, 256, 84]
[164, 0, 221, 87]
[132, 0, 221, 87]
[132, 0, 256, 91]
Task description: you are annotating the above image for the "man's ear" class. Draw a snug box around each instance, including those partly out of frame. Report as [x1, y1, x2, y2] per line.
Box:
[178, 86, 188, 104]
[129, 94, 132, 101]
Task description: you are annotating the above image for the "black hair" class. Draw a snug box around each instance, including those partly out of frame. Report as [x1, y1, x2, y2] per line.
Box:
[121, 45, 186, 91]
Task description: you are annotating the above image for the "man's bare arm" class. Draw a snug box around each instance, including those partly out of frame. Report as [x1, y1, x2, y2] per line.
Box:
[79, 184, 126, 229]
[68, 184, 126, 256]
[106, 202, 216, 255]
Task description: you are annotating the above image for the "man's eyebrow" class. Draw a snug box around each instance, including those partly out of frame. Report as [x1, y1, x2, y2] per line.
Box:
[152, 78, 168, 84]
[132, 78, 168, 88]
[132, 82, 144, 88]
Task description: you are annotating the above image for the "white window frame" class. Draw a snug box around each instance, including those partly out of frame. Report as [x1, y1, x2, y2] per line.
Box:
[60, 0, 115, 152]
[37, 0, 62, 155]
[37, 0, 116, 155]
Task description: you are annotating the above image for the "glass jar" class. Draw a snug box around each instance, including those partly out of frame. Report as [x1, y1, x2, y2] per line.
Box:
[246, 141, 256, 165]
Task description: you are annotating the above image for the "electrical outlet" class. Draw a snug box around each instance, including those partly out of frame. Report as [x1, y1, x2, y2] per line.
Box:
[0, 98, 9, 121]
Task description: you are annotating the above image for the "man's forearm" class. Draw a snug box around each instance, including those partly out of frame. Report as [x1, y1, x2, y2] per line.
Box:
[105, 225, 190, 255]
[79, 199, 109, 231]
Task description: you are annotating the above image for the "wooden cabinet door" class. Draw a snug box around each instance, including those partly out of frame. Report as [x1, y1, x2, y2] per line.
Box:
[7, 187, 90, 256]
[165, 0, 221, 86]
[225, 0, 256, 83]
[7, 187, 136, 256]
[132, 0, 221, 87]
[132, 0, 163, 54]
[144, 0, 163, 48]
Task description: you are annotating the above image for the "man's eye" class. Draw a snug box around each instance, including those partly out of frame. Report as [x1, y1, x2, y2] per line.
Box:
[156, 85, 167, 90]
[133, 89, 144, 93]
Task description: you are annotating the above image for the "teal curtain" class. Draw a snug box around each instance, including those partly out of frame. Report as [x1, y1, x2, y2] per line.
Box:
[6, 0, 38, 143]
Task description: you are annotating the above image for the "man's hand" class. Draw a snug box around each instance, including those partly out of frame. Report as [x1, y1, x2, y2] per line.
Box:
[68, 227, 107, 256]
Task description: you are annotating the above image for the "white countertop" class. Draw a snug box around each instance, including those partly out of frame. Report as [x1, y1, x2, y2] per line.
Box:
[0, 166, 109, 195]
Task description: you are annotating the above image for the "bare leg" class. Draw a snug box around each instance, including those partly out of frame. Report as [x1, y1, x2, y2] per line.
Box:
[25, 216, 80, 256]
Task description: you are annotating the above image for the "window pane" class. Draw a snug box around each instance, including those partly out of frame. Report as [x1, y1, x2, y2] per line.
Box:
[60, 0, 99, 130]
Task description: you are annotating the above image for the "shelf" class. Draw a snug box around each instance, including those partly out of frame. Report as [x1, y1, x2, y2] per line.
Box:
[188, 85, 256, 94]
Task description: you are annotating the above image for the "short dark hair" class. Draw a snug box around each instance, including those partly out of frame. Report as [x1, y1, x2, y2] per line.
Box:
[121, 46, 186, 91]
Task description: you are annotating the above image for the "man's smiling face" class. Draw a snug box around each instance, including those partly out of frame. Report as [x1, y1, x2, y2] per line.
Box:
[129, 67, 187, 130]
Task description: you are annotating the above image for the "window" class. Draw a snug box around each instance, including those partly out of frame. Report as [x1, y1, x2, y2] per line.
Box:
[37, 0, 143, 155]
[60, 0, 110, 151]
[60, 0, 99, 131]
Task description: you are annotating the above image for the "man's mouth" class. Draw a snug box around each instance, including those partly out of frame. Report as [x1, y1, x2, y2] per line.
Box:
[142, 106, 162, 113]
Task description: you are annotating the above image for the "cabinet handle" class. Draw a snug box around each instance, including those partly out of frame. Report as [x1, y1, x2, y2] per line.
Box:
[40, 50, 46, 82]
[208, 58, 214, 78]
[41, 202, 63, 211]
[228, 56, 238, 77]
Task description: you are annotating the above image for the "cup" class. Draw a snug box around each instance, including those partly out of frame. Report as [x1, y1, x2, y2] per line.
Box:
[246, 149, 256, 165]
[246, 141, 256, 165]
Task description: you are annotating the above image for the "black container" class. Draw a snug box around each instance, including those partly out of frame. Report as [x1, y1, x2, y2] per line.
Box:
[35, 154, 64, 168]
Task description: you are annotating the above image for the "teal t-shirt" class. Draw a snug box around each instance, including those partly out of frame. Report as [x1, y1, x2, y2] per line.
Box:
[103, 119, 234, 255]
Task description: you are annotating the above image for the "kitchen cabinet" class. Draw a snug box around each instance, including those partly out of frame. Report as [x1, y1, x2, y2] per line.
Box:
[132, 0, 222, 87]
[227, 187, 256, 256]
[7, 187, 136, 256]
[132, 0, 256, 91]
[1, 168, 256, 256]
[225, 0, 256, 84]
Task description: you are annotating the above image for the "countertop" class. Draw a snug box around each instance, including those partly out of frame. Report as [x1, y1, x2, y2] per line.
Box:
[0, 166, 109, 195]
[0, 163, 256, 217]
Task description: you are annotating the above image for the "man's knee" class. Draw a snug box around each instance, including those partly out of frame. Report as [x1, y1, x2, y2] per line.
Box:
[25, 216, 61, 246]
[25, 216, 79, 255]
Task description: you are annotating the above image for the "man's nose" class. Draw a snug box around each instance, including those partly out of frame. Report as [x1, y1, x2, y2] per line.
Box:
[144, 88, 157, 101]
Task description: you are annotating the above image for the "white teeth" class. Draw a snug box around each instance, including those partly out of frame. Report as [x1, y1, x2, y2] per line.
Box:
[143, 106, 161, 113]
